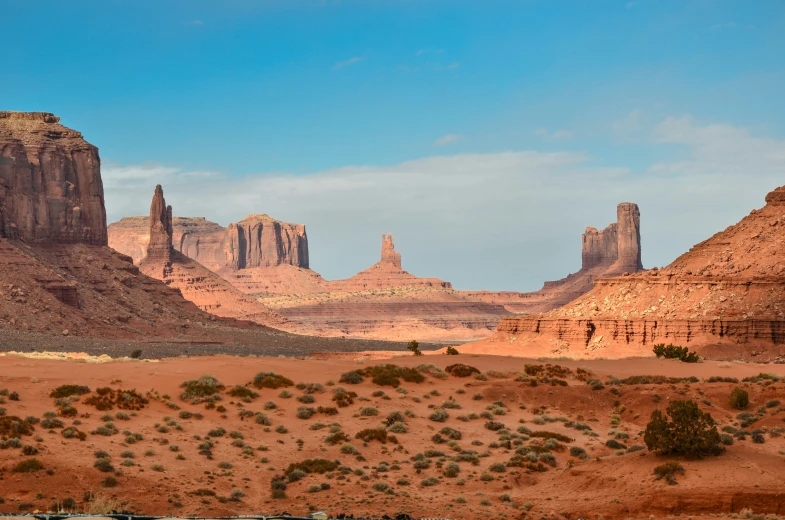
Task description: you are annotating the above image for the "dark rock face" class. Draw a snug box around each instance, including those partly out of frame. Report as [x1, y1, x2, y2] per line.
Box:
[0, 112, 107, 245]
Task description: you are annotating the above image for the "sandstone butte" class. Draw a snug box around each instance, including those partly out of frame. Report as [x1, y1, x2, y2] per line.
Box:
[109, 205, 644, 342]
[467, 185, 785, 360]
[0, 111, 278, 340]
[137, 185, 286, 327]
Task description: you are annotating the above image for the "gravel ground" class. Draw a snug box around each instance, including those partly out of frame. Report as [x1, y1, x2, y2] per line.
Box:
[0, 328, 447, 359]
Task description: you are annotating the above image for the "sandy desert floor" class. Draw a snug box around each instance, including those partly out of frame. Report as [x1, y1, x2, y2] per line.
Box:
[1, 353, 785, 519]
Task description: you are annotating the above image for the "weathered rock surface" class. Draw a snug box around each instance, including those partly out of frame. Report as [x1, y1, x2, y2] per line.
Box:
[138, 186, 285, 327]
[109, 214, 309, 270]
[482, 186, 785, 359]
[0, 112, 106, 245]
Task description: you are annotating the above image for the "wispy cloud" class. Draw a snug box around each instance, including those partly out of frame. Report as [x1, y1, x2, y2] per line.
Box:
[332, 56, 362, 70]
[533, 128, 572, 140]
[432, 134, 463, 147]
[626, 2, 636, 8]
[187, 20, 203, 26]
[416, 49, 444, 56]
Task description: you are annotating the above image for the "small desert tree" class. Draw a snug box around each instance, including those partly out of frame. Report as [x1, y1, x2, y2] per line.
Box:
[644, 400, 723, 459]
[408, 340, 422, 356]
[729, 387, 749, 410]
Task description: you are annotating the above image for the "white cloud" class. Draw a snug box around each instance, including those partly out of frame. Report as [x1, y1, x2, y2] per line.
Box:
[103, 117, 785, 291]
[332, 57, 362, 70]
[711, 22, 737, 30]
[432, 134, 463, 146]
[187, 20, 203, 26]
[416, 49, 444, 56]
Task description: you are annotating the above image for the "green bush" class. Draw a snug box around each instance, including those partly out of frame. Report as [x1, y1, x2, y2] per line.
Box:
[407, 340, 423, 356]
[359, 365, 425, 387]
[13, 458, 43, 473]
[445, 346, 459, 355]
[339, 371, 364, 384]
[652, 344, 699, 363]
[49, 385, 90, 399]
[445, 364, 480, 377]
[729, 387, 749, 410]
[644, 400, 723, 459]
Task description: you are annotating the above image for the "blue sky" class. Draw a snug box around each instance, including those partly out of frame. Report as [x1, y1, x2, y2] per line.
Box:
[3, 1, 785, 290]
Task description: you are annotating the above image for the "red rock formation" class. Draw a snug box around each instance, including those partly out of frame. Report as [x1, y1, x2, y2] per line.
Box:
[138, 186, 285, 328]
[381, 233, 401, 268]
[462, 203, 644, 314]
[0, 111, 106, 245]
[483, 186, 785, 359]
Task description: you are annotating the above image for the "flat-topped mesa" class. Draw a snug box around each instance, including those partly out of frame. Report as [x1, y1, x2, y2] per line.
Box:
[226, 214, 309, 270]
[381, 233, 402, 268]
[0, 111, 107, 245]
[145, 185, 173, 271]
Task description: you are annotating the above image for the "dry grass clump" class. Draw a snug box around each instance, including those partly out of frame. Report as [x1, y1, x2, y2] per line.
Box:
[445, 364, 481, 378]
[13, 458, 43, 473]
[332, 388, 357, 408]
[61, 426, 86, 441]
[415, 364, 448, 380]
[253, 372, 294, 390]
[530, 431, 573, 443]
[339, 371, 364, 384]
[285, 458, 339, 476]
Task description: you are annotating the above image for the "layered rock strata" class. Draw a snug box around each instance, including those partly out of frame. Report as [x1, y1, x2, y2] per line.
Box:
[486, 186, 785, 358]
[0, 111, 106, 245]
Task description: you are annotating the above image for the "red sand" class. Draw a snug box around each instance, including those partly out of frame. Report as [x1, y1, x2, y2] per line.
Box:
[1, 353, 785, 519]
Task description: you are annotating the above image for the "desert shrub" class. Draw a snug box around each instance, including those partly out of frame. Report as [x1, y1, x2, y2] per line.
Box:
[180, 376, 224, 403]
[530, 431, 573, 443]
[13, 458, 43, 473]
[736, 412, 757, 428]
[729, 387, 749, 410]
[297, 382, 326, 394]
[228, 386, 259, 401]
[359, 364, 425, 387]
[275, 425, 288, 434]
[339, 371, 364, 384]
[484, 420, 505, 431]
[605, 439, 627, 449]
[356, 428, 391, 443]
[270, 475, 288, 499]
[421, 476, 439, 487]
[569, 446, 587, 459]
[317, 406, 339, 416]
[130, 349, 143, 359]
[254, 412, 271, 426]
[644, 400, 723, 458]
[332, 388, 358, 408]
[61, 427, 86, 441]
[489, 462, 506, 472]
[766, 399, 781, 408]
[359, 406, 378, 417]
[752, 432, 765, 444]
[297, 394, 315, 404]
[652, 343, 699, 363]
[445, 364, 481, 378]
[50, 385, 90, 399]
[21, 445, 38, 455]
[388, 421, 407, 433]
[102, 476, 118, 488]
[429, 409, 449, 422]
[415, 364, 448, 380]
[407, 340, 423, 356]
[340, 443, 358, 454]
[719, 433, 734, 445]
[297, 407, 316, 420]
[439, 427, 462, 440]
[0, 416, 34, 437]
[445, 346, 459, 355]
[253, 372, 294, 390]
[653, 461, 684, 485]
[285, 458, 339, 476]
[150, 464, 165, 472]
[325, 431, 351, 445]
[93, 458, 114, 473]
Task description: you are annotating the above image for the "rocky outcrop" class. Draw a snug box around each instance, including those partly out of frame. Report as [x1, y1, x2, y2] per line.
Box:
[484, 186, 785, 359]
[109, 214, 309, 271]
[462, 202, 645, 314]
[0, 112, 106, 245]
[381, 233, 401, 268]
[138, 186, 285, 327]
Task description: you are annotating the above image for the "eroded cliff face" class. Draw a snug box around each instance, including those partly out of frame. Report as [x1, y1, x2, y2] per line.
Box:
[0, 112, 107, 245]
[485, 187, 785, 359]
[109, 214, 309, 271]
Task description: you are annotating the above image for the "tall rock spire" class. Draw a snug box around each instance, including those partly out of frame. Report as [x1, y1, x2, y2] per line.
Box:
[381, 233, 402, 268]
[146, 184, 173, 271]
